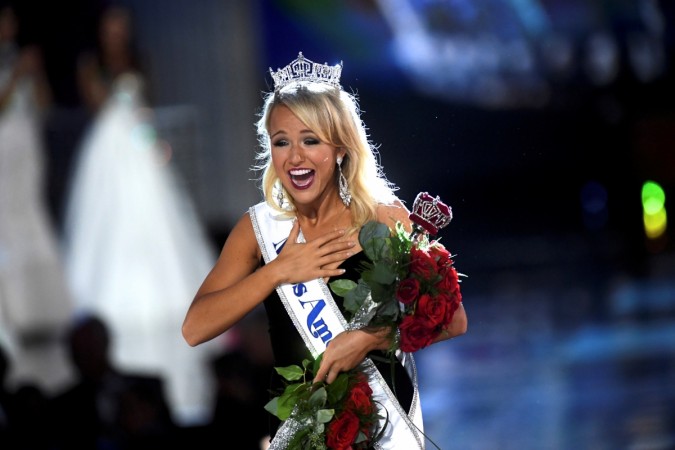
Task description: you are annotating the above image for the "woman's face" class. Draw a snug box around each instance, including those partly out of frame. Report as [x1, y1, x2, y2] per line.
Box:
[269, 105, 344, 208]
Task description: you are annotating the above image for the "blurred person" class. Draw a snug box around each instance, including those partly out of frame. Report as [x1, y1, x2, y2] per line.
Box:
[206, 307, 273, 449]
[61, 5, 218, 425]
[50, 314, 176, 449]
[182, 52, 468, 449]
[75, 4, 142, 115]
[0, 2, 73, 390]
[1, 341, 53, 449]
[0, 343, 12, 442]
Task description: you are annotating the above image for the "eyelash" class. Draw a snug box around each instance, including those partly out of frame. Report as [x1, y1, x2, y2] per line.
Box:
[272, 138, 320, 147]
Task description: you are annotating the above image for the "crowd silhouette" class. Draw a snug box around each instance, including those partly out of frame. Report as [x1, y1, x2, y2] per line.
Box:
[1, 3, 274, 449]
[0, 312, 274, 450]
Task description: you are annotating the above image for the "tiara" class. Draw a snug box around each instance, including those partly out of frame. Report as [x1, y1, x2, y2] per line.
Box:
[269, 52, 342, 92]
[409, 192, 453, 236]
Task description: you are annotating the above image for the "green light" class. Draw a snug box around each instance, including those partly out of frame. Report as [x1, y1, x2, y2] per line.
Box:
[641, 180, 667, 239]
[641, 181, 665, 215]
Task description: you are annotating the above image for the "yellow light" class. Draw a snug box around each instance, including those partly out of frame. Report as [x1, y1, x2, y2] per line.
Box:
[643, 209, 667, 239]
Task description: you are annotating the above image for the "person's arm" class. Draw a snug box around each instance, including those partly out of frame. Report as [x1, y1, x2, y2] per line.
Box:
[77, 53, 109, 113]
[314, 199, 467, 383]
[21, 46, 51, 112]
[314, 200, 413, 383]
[0, 69, 19, 111]
[434, 302, 468, 343]
[182, 212, 354, 347]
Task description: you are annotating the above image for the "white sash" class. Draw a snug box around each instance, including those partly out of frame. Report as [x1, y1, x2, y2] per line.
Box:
[250, 202, 426, 450]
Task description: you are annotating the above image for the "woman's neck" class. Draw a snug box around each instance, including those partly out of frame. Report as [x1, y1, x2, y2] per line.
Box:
[295, 197, 350, 239]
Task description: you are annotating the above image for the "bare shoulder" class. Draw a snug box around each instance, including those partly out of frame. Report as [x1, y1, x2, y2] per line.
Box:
[376, 199, 412, 231]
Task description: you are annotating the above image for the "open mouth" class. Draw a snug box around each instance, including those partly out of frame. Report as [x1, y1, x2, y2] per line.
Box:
[289, 169, 315, 190]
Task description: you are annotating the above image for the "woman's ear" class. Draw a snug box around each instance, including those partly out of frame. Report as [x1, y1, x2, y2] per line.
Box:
[337, 148, 347, 163]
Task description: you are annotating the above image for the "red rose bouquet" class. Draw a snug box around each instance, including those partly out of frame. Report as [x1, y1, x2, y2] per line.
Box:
[264, 355, 383, 450]
[330, 192, 464, 353]
[265, 193, 462, 449]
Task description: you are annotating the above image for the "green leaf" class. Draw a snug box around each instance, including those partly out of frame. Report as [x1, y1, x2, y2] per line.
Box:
[308, 386, 327, 407]
[369, 262, 397, 284]
[316, 408, 335, 424]
[311, 354, 323, 376]
[263, 397, 280, 417]
[359, 221, 391, 244]
[359, 221, 392, 261]
[343, 279, 371, 314]
[326, 372, 350, 404]
[329, 279, 357, 297]
[367, 279, 395, 304]
[275, 389, 303, 420]
[376, 299, 400, 319]
[275, 364, 304, 381]
[355, 431, 367, 444]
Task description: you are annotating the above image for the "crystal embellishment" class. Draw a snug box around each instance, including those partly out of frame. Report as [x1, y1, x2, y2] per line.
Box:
[270, 52, 342, 92]
[409, 192, 453, 236]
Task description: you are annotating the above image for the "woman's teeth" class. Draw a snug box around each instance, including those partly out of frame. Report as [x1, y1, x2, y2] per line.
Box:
[289, 169, 314, 188]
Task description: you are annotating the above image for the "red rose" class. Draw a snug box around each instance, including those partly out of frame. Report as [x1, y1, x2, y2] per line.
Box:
[416, 293, 447, 327]
[409, 247, 436, 280]
[327, 410, 360, 450]
[437, 266, 459, 293]
[399, 314, 435, 353]
[396, 277, 420, 305]
[346, 379, 374, 416]
[428, 243, 451, 269]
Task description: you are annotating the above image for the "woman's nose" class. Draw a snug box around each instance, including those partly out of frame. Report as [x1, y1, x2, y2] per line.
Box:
[288, 143, 304, 163]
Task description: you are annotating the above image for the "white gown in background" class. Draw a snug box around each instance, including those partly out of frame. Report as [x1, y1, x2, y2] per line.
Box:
[0, 44, 73, 390]
[63, 72, 220, 424]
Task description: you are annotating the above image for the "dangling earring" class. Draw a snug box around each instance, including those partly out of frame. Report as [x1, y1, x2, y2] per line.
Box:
[275, 180, 286, 209]
[337, 156, 351, 207]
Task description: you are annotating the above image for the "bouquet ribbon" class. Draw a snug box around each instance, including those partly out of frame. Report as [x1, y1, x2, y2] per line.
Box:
[250, 202, 426, 449]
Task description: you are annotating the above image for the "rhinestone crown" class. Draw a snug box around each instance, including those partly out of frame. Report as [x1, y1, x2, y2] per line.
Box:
[409, 192, 453, 236]
[269, 52, 342, 92]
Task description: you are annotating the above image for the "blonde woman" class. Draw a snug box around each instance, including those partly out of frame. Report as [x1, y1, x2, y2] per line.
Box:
[183, 52, 467, 449]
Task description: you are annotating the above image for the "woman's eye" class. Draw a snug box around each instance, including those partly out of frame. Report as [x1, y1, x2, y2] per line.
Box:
[304, 138, 320, 145]
[272, 139, 288, 147]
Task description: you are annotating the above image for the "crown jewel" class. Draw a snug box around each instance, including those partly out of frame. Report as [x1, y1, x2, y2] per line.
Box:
[269, 52, 342, 92]
[409, 192, 453, 236]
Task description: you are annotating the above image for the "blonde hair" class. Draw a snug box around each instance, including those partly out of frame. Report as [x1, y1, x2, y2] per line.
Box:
[253, 82, 398, 228]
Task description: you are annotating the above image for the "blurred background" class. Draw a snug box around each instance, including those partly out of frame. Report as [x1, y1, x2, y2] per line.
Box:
[1, 0, 674, 449]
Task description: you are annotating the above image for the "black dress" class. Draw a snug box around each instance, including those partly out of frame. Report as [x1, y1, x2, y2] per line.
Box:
[262, 252, 414, 438]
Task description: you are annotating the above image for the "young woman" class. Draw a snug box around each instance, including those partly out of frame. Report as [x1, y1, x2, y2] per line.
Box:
[183, 52, 467, 449]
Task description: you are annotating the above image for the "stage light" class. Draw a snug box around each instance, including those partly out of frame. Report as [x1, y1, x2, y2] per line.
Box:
[641, 181, 667, 239]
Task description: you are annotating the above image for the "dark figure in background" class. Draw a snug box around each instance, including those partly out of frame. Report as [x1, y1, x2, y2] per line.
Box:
[76, 4, 143, 115]
[0, 345, 12, 443]
[49, 314, 176, 450]
[208, 308, 274, 449]
[62, 5, 217, 421]
[0, 345, 52, 449]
